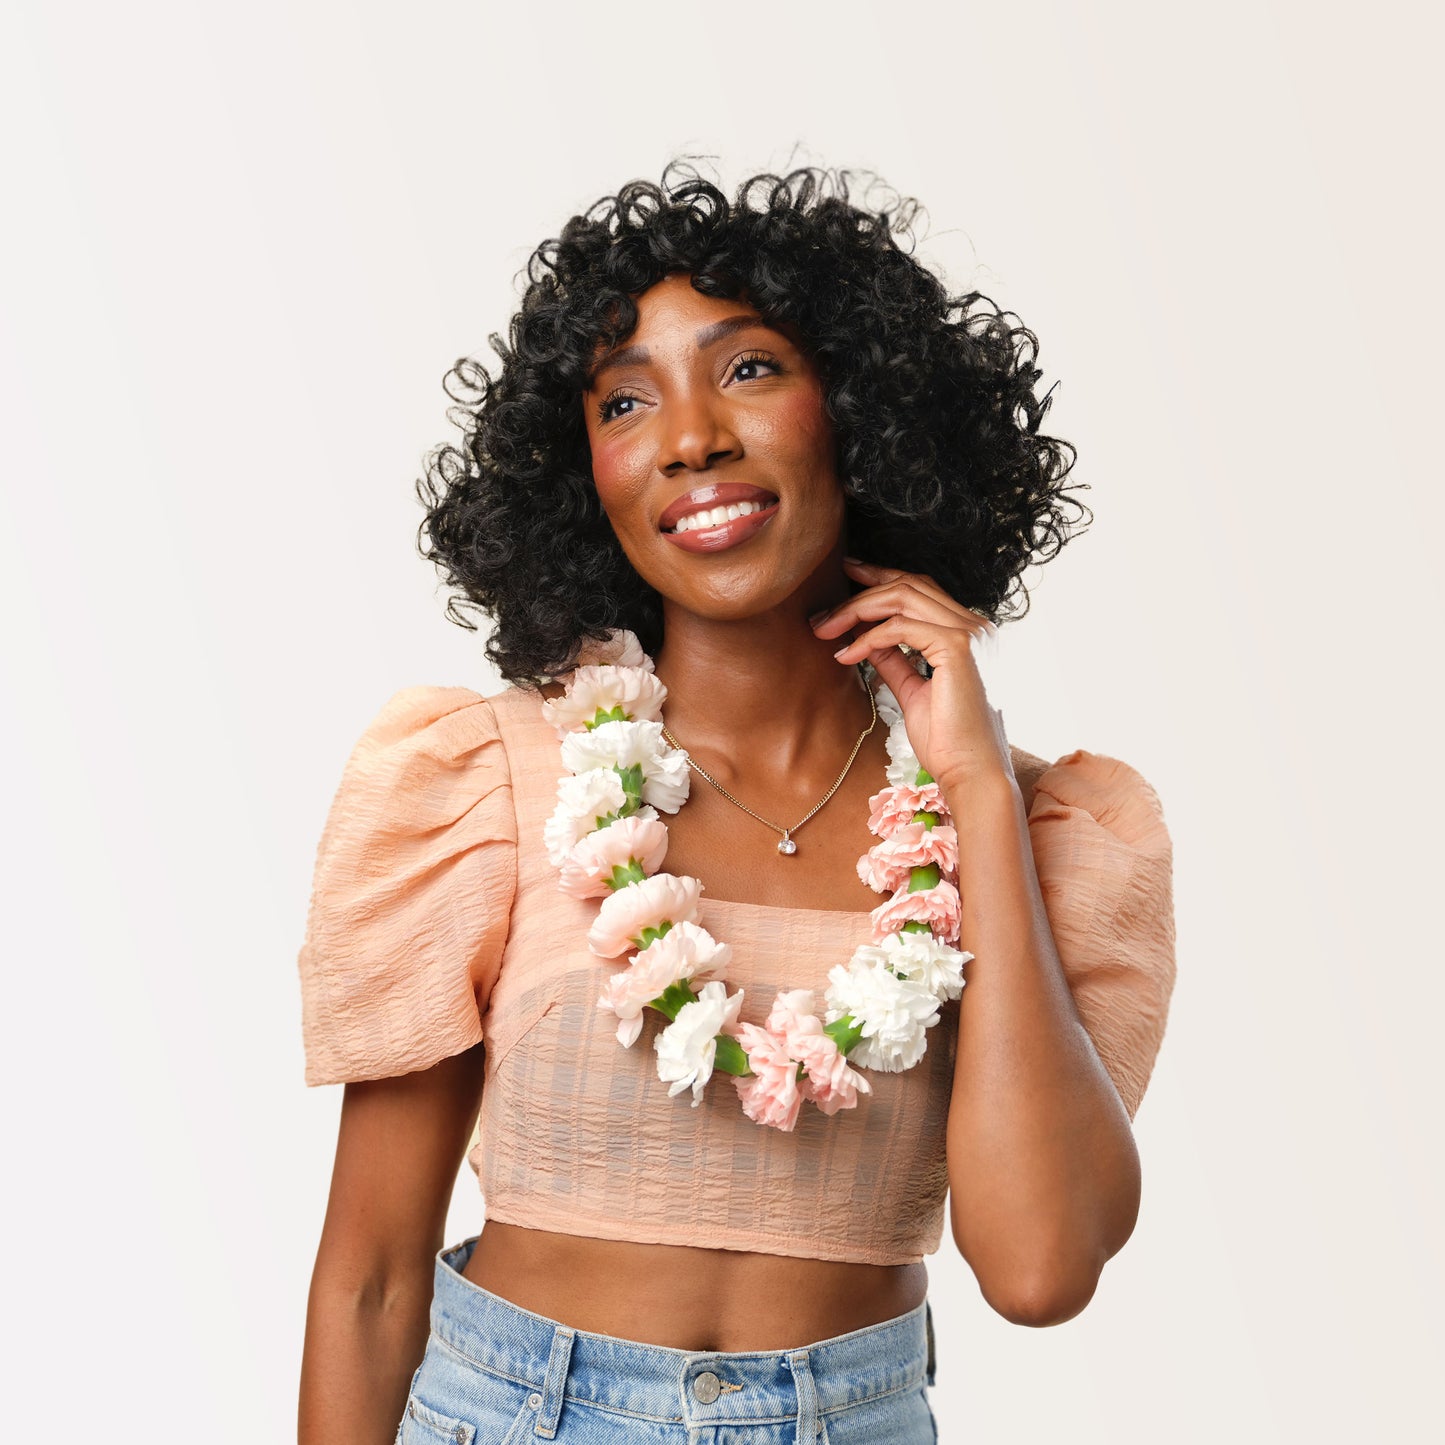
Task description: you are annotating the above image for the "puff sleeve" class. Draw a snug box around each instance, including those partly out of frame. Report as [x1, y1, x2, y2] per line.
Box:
[1027, 749, 1177, 1121]
[296, 687, 518, 1087]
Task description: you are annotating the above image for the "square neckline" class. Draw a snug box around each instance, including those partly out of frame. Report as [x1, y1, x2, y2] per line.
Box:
[505, 682, 889, 922]
[701, 894, 876, 920]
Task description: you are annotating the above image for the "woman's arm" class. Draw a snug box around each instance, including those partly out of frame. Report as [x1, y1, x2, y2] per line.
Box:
[298, 1043, 487, 1445]
[940, 773, 1140, 1326]
[815, 559, 1143, 1326]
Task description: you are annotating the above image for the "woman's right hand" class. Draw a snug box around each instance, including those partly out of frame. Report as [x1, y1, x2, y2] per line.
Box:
[298, 1043, 486, 1445]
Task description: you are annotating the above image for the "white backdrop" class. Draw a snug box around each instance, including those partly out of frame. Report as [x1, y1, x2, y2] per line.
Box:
[3, 1, 1440, 1440]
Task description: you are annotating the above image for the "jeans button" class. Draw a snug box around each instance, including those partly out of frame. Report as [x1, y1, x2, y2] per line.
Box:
[692, 1371, 721, 1404]
[527, 1393, 542, 1410]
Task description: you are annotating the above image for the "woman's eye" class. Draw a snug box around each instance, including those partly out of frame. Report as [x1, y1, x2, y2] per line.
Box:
[731, 352, 780, 383]
[596, 355, 779, 423]
[597, 393, 638, 424]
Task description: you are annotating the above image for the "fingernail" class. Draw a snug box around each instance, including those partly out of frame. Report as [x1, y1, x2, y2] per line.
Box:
[808, 609, 829, 627]
[833, 646, 851, 660]
[843, 555, 864, 565]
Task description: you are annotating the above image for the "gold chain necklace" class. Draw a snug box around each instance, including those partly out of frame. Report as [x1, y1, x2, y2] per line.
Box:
[660, 669, 879, 857]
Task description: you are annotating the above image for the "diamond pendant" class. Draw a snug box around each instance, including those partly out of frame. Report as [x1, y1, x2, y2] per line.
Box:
[777, 834, 798, 856]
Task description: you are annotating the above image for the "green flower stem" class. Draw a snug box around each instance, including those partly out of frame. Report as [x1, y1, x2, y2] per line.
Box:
[648, 977, 696, 1020]
[912, 809, 939, 830]
[607, 859, 647, 890]
[908, 863, 941, 893]
[634, 920, 674, 950]
[615, 763, 645, 807]
[914, 766, 935, 786]
[712, 1035, 752, 1078]
[901, 920, 933, 935]
[644, 990, 753, 1079]
[825, 1014, 865, 1054]
[587, 705, 628, 729]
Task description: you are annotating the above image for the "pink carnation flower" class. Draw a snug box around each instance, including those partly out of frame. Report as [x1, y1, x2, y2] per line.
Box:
[730, 989, 869, 1129]
[869, 879, 962, 945]
[595, 921, 732, 1046]
[794, 1030, 871, 1116]
[763, 987, 820, 1038]
[570, 629, 652, 671]
[559, 814, 669, 899]
[731, 991, 810, 1130]
[867, 783, 951, 837]
[733, 1067, 804, 1131]
[541, 664, 667, 737]
[766, 990, 870, 1116]
[587, 872, 703, 957]
[731, 1012, 799, 1127]
[856, 822, 960, 893]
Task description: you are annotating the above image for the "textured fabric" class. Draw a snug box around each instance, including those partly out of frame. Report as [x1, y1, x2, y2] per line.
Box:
[396, 1237, 938, 1443]
[297, 683, 1176, 1266]
[296, 689, 517, 1086]
[1024, 748, 1177, 1120]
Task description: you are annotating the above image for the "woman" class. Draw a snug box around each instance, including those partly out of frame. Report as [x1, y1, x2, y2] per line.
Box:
[296, 165, 1176, 1444]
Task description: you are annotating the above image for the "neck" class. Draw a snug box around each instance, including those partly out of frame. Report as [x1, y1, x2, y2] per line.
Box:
[652, 603, 873, 774]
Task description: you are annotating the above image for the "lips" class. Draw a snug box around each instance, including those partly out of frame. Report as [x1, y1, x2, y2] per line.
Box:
[658, 482, 780, 534]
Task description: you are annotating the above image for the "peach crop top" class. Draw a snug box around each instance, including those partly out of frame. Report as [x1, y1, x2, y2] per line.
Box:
[296, 683, 1177, 1265]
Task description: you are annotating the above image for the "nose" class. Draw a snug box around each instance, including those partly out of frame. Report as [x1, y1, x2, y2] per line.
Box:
[656, 389, 742, 474]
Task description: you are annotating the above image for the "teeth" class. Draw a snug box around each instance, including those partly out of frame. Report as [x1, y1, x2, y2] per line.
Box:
[670, 498, 770, 533]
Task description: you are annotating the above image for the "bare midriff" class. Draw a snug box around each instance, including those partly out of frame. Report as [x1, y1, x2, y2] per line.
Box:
[462, 1221, 928, 1351]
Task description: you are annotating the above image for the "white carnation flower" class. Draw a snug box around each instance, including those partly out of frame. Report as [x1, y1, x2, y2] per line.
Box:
[824, 948, 940, 1073]
[850, 931, 970, 1003]
[884, 717, 923, 787]
[560, 719, 690, 813]
[543, 769, 634, 866]
[873, 682, 904, 727]
[541, 665, 668, 737]
[653, 980, 745, 1106]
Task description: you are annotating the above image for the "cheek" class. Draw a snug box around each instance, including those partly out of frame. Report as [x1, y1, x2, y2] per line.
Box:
[765, 386, 836, 477]
[588, 442, 650, 530]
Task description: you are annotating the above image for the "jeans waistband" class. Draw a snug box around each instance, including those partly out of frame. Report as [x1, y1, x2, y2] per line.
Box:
[431, 1237, 933, 1431]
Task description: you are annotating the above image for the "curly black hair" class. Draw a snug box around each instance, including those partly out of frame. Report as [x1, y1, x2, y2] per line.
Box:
[416, 161, 1090, 686]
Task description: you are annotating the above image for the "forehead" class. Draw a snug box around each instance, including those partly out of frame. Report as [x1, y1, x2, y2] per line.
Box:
[585, 275, 786, 385]
[626, 270, 753, 317]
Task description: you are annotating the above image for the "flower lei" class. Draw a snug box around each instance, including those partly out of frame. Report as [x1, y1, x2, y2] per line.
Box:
[541, 630, 973, 1131]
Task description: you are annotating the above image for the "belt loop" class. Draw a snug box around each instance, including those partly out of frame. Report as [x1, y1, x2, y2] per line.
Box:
[533, 1325, 574, 1438]
[787, 1350, 820, 1442]
[924, 1301, 936, 1387]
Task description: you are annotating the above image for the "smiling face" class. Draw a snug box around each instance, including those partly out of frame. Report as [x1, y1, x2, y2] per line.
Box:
[581, 273, 846, 622]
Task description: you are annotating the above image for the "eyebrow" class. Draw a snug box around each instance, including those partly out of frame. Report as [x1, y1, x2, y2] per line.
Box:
[586, 314, 772, 388]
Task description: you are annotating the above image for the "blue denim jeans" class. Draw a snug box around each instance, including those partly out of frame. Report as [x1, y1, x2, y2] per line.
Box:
[396, 1237, 939, 1444]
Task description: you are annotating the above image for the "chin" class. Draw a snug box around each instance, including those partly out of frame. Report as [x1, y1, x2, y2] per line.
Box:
[618, 505, 842, 620]
[657, 559, 829, 623]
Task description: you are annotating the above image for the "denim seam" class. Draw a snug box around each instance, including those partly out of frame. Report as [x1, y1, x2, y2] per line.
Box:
[429, 1313, 924, 1424]
[427, 1330, 685, 1425]
[429, 1330, 540, 1394]
[818, 1375, 926, 1416]
[404, 1391, 478, 1442]
[427, 1329, 919, 1421]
